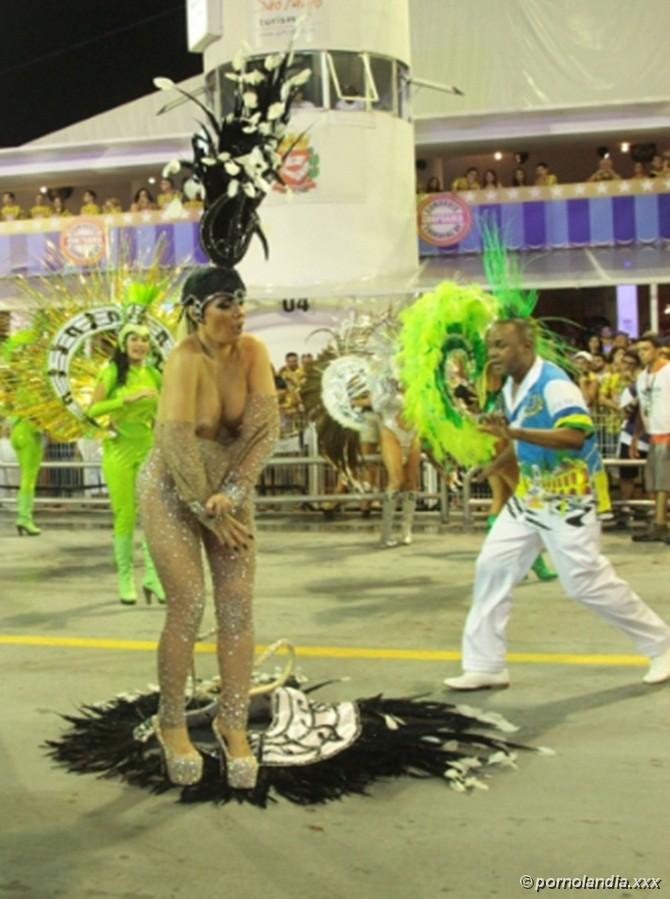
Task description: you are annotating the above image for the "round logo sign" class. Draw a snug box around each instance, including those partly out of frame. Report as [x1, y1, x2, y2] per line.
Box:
[60, 218, 107, 266]
[417, 193, 472, 247]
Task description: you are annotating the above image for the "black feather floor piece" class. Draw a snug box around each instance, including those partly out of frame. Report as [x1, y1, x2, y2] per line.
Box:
[45, 686, 544, 808]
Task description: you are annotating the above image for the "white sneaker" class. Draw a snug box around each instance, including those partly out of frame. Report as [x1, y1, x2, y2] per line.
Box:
[643, 648, 670, 685]
[443, 670, 510, 691]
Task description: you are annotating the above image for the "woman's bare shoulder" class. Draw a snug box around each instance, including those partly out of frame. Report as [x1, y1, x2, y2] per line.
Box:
[164, 336, 204, 374]
[240, 333, 270, 361]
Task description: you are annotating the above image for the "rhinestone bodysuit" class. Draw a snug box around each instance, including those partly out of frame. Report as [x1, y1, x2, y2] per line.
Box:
[138, 393, 279, 730]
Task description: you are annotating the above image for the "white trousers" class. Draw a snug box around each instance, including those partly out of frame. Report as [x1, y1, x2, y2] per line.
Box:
[463, 503, 670, 673]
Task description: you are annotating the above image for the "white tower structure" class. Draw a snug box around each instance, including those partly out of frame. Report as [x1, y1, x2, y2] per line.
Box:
[187, 0, 418, 296]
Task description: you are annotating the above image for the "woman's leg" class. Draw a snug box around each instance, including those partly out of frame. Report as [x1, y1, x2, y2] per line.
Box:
[379, 427, 404, 546]
[102, 442, 140, 602]
[203, 506, 256, 758]
[11, 420, 44, 534]
[399, 439, 422, 544]
[360, 440, 379, 517]
[139, 458, 206, 756]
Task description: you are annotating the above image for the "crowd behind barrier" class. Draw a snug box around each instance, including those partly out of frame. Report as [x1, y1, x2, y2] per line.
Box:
[417, 148, 670, 194]
[0, 178, 203, 223]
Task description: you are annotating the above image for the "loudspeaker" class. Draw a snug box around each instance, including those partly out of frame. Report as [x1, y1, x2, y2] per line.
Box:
[415, 159, 428, 171]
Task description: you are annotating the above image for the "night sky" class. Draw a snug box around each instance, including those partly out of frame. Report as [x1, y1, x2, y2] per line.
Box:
[3, 1, 201, 147]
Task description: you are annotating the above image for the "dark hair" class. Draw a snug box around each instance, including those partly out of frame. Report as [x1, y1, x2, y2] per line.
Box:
[111, 346, 130, 388]
[466, 166, 479, 177]
[512, 167, 527, 185]
[639, 332, 662, 348]
[586, 334, 603, 352]
[3, 191, 16, 201]
[161, 176, 175, 188]
[133, 188, 155, 203]
[426, 176, 442, 191]
[492, 318, 536, 347]
[483, 168, 498, 186]
[181, 266, 246, 305]
[285, 351, 298, 360]
[536, 161, 549, 170]
[84, 189, 97, 200]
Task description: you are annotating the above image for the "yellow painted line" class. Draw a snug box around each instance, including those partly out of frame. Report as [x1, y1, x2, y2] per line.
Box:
[0, 634, 647, 667]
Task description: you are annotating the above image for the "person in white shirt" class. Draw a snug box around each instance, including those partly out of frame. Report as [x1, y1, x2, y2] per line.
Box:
[632, 334, 670, 542]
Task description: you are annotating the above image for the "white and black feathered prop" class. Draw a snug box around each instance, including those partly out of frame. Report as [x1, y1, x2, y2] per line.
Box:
[300, 309, 405, 481]
[155, 45, 310, 269]
[45, 681, 549, 808]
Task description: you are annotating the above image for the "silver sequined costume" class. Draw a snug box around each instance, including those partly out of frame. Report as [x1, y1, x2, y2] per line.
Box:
[138, 394, 279, 730]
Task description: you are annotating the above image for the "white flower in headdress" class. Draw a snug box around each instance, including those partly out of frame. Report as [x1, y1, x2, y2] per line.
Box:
[225, 72, 242, 82]
[243, 183, 257, 198]
[242, 125, 258, 134]
[264, 53, 283, 71]
[267, 102, 285, 120]
[162, 159, 181, 177]
[242, 91, 258, 109]
[201, 157, 217, 166]
[183, 179, 204, 200]
[255, 177, 271, 194]
[243, 69, 266, 85]
[224, 161, 241, 176]
[290, 68, 312, 87]
[153, 77, 175, 91]
[258, 122, 272, 136]
[227, 180, 240, 198]
[217, 152, 231, 162]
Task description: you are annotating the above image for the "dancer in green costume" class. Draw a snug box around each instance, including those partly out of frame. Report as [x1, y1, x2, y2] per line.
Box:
[1, 331, 45, 536]
[88, 322, 165, 605]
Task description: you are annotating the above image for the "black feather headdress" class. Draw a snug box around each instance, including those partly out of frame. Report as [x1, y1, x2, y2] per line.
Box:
[155, 47, 310, 271]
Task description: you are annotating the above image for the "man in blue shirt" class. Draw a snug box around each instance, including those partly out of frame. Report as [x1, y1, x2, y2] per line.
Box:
[444, 319, 670, 690]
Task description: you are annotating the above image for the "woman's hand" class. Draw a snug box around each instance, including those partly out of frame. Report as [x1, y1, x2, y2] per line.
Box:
[211, 514, 254, 551]
[205, 493, 234, 518]
[123, 388, 157, 404]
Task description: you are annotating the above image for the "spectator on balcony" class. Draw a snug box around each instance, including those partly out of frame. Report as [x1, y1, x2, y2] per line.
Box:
[103, 197, 123, 214]
[600, 324, 614, 354]
[630, 161, 648, 180]
[534, 162, 557, 186]
[52, 196, 71, 217]
[649, 154, 664, 178]
[425, 176, 442, 193]
[482, 169, 500, 189]
[573, 351, 599, 407]
[1, 191, 23, 221]
[662, 151, 670, 174]
[335, 85, 365, 111]
[511, 167, 528, 187]
[130, 188, 157, 212]
[29, 193, 52, 219]
[80, 189, 101, 216]
[157, 178, 178, 209]
[293, 88, 316, 110]
[451, 166, 480, 192]
[588, 157, 621, 182]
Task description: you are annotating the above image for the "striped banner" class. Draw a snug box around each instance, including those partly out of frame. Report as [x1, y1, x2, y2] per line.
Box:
[417, 183, 670, 256]
[0, 212, 205, 277]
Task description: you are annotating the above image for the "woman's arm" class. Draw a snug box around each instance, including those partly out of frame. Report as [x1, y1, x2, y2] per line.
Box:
[217, 338, 279, 510]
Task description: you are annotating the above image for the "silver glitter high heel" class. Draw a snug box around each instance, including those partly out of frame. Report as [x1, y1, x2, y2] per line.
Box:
[152, 716, 203, 786]
[212, 720, 259, 790]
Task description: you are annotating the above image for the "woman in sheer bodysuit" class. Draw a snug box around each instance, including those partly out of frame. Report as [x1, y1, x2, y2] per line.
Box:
[138, 268, 279, 788]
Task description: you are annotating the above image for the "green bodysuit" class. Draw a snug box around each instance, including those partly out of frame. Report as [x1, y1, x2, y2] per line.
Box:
[89, 362, 164, 602]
